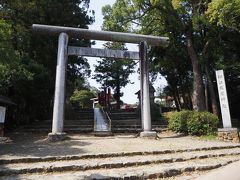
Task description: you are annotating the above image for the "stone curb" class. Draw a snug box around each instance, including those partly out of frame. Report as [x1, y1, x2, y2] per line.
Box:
[1, 144, 240, 165]
[82, 160, 237, 180]
[0, 152, 240, 176]
[133, 160, 237, 180]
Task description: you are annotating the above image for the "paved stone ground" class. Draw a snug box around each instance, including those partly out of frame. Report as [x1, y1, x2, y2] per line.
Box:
[0, 131, 240, 179]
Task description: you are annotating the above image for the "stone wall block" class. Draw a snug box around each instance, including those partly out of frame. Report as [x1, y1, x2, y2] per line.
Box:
[218, 128, 240, 143]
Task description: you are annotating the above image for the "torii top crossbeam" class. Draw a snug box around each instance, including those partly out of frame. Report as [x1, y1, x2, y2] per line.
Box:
[32, 24, 169, 47]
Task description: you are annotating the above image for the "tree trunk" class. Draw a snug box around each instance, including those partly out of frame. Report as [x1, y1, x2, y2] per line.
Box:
[182, 93, 190, 109]
[186, 35, 206, 111]
[187, 89, 193, 110]
[205, 64, 220, 117]
[204, 78, 209, 111]
[175, 88, 182, 110]
[179, 77, 190, 109]
[173, 93, 181, 111]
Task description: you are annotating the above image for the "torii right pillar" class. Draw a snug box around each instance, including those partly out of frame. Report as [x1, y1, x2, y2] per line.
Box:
[139, 41, 157, 138]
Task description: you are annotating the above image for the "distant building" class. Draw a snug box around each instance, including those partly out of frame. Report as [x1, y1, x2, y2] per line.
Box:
[154, 96, 176, 107]
[0, 96, 15, 137]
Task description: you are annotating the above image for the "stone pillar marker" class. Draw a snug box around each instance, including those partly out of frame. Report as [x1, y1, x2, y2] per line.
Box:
[48, 33, 69, 141]
[216, 70, 232, 128]
[139, 41, 157, 138]
[216, 70, 239, 143]
[0, 106, 6, 137]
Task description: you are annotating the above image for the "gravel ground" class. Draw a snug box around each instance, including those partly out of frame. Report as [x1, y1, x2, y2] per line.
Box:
[0, 131, 239, 160]
[1, 131, 240, 180]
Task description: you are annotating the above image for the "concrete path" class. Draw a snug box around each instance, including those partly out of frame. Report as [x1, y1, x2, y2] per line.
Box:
[94, 108, 109, 132]
[195, 160, 240, 180]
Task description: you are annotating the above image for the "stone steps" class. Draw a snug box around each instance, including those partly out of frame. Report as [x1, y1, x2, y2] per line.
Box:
[1, 157, 237, 179]
[109, 111, 166, 131]
[21, 109, 166, 134]
[66, 116, 94, 120]
[22, 126, 166, 133]
[110, 116, 138, 120]
[29, 109, 95, 133]
[111, 122, 166, 126]
[65, 109, 94, 121]
[24, 125, 94, 129]
[0, 146, 240, 179]
[22, 128, 93, 133]
[23, 120, 94, 127]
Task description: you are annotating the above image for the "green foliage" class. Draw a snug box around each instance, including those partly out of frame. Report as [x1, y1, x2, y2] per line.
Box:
[168, 110, 219, 135]
[0, 20, 33, 95]
[102, 2, 131, 32]
[168, 110, 192, 133]
[70, 89, 95, 108]
[207, 0, 240, 31]
[0, 20, 18, 64]
[163, 111, 177, 122]
[102, 0, 240, 113]
[187, 112, 219, 135]
[94, 42, 136, 108]
[97, 5, 137, 109]
[0, 0, 94, 127]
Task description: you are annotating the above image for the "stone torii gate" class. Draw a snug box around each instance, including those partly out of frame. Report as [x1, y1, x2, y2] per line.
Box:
[32, 24, 169, 141]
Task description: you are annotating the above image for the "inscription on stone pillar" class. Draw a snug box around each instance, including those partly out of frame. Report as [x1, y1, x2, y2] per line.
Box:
[216, 70, 232, 128]
[0, 106, 6, 123]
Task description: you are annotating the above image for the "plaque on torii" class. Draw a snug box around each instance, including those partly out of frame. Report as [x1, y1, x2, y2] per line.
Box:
[32, 24, 169, 140]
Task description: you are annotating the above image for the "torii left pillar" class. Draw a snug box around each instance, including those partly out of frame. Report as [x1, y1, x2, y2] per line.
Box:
[139, 41, 157, 138]
[48, 33, 68, 141]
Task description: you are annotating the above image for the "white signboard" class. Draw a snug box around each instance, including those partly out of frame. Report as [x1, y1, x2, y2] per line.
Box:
[216, 70, 232, 128]
[0, 106, 6, 123]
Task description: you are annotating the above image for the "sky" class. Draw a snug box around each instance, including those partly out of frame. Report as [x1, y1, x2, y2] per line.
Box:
[87, 0, 167, 104]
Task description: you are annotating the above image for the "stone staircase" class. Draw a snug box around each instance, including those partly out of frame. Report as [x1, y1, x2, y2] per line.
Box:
[109, 109, 167, 133]
[22, 108, 94, 133]
[1, 145, 240, 179]
[21, 108, 167, 134]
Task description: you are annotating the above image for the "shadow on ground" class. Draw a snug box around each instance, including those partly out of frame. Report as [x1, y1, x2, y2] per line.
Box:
[0, 132, 91, 158]
[159, 133, 188, 139]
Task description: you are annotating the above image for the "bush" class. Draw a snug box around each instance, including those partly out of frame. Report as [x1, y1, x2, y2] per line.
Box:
[163, 111, 176, 122]
[187, 112, 219, 135]
[167, 110, 219, 136]
[168, 110, 192, 133]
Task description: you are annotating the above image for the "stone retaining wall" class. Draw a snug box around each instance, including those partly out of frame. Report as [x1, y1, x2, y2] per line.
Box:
[218, 128, 240, 143]
[0, 123, 4, 137]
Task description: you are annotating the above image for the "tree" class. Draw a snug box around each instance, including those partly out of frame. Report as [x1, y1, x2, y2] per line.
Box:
[70, 89, 95, 108]
[101, 0, 239, 113]
[101, 0, 206, 111]
[94, 42, 136, 109]
[208, 30, 240, 119]
[0, 0, 94, 125]
[207, 0, 240, 32]
[0, 20, 33, 96]
[93, 5, 136, 109]
[149, 38, 193, 111]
